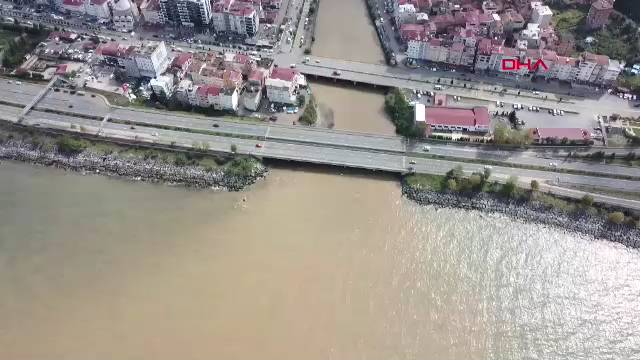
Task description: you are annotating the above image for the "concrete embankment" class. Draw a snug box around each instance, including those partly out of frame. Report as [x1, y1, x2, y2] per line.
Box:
[402, 182, 640, 248]
[0, 140, 267, 191]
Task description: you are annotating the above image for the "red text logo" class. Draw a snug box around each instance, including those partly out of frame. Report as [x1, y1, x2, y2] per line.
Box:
[501, 58, 549, 72]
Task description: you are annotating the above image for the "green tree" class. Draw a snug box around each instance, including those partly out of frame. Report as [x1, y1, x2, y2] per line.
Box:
[493, 124, 531, 145]
[469, 173, 483, 190]
[508, 110, 518, 124]
[384, 88, 421, 138]
[446, 165, 464, 182]
[55, 136, 87, 156]
[530, 179, 540, 191]
[608, 211, 625, 224]
[296, 94, 306, 107]
[299, 95, 317, 125]
[483, 167, 492, 182]
[230, 144, 237, 153]
[446, 178, 457, 191]
[501, 176, 518, 198]
[581, 194, 594, 207]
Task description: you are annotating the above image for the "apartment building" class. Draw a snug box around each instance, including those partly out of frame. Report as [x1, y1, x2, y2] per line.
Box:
[134, 41, 170, 78]
[190, 84, 239, 111]
[266, 67, 302, 105]
[140, 0, 162, 24]
[531, 3, 552, 27]
[159, 0, 212, 27]
[211, 0, 260, 37]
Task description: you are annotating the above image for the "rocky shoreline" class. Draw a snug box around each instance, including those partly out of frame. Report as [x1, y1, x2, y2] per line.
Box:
[0, 140, 267, 191]
[402, 181, 640, 248]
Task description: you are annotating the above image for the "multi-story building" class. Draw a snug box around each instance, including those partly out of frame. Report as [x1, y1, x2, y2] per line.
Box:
[211, 0, 259, 37]
[520, 23, 541, 48]
[531, 3, 552, 27]
[150, 74, 176, 97]
[140, 0, 162, 24]
[86, 0, 111, 18]
[586, 0, 614, 30]
[134, 41, 170, 78]
[394, 2, 417, 25]
[112, 0, 139, 31]
[61, 0, 86, 14]
[501, 9, 525, 33]
[159, 0, 212, 27]
[190, 84, 239, 111]
[266, 67, 302, 105]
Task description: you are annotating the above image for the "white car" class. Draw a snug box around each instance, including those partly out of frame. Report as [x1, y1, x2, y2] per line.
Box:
[560, 110, 565, 116]
[289, 63, 296, 68]
[422, 145, 431, 152]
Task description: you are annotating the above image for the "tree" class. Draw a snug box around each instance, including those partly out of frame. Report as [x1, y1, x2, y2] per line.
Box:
[581, 194, 594, 207]
[446, 165, 464, 182]
[508, 110, 518, 124]
[483, 167, 491, 182]
[55, 136, 87, 156]
[230, 144, 237, 153]
[299, 95, 318, 125]
[530, 179, 540, 191]
[296, 94, 306, 107]
[501, 176, 518, 198]
[446, 178, 457, 191]
[469, 173, 483, 190]
[608, 211, 625, 225]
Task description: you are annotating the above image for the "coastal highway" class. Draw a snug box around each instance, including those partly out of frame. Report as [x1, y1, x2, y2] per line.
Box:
[12, 108, 640, 210]
[2, 81, 639, 179]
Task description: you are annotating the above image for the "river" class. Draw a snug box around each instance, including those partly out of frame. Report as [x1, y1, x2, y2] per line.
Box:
[1, 160, 639, 360]
[313, 0, 386, 64]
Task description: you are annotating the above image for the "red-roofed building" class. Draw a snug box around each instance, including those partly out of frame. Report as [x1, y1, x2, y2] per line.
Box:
[415, 104, 490, 133]
[266, 67, 303, 104]
[55, 64, 69, 75]
[62, 0, 85, 13]
[171, 52, 193, 73]
[400, 23, 427, 42]
[190, 84, 239, 111]
[530, 128, 593, 145]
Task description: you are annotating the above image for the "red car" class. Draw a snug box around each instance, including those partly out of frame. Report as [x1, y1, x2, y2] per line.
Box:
[255, 143, 263, 148]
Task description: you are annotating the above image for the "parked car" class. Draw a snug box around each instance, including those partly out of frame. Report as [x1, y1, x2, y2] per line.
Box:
[255, 143, 263, 148]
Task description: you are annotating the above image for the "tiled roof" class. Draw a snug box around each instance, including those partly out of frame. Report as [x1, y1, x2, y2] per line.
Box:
[530, 128, 591, 141]
[424, 107, 490, 127]
[270, 67, 298, 82]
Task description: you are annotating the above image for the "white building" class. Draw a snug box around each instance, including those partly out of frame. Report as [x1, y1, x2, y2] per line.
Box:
[266, 67, 301, 105]
[150, 74, 175, 97]
[531, 4, 552, 27]
[112, 0, 139, 31]
[520, 23, 541, 48]
[134, 41, 170, 78]
[394, 3, 417, 25]
[191, 84, 239, 111]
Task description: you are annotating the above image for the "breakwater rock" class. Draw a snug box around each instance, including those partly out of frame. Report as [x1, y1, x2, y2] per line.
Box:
[402, 182, 640, 248]
[1, 140, 267, 191]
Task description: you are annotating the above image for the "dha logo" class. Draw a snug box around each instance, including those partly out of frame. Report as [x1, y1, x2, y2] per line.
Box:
[501, 58, 549, 72]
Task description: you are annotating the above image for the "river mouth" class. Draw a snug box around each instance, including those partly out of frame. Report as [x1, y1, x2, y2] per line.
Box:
[2, 160, 640, 360]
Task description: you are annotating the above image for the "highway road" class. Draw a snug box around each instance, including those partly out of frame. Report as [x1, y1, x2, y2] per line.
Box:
[2, 81, 640, 179]
[9, 107, 640, 210]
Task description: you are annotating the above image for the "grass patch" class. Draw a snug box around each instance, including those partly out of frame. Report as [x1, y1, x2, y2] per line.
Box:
[553, 9, 586, 33]
[405, 173, 446, 191]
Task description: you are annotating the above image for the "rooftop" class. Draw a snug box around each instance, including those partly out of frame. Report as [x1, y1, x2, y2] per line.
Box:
[421, 106, 490, 128]
[530, 128, 591, 141]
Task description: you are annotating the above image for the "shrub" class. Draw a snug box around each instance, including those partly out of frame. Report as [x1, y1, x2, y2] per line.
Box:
[608, 211, 625, 224]
[446, 178, 457, 191]
[581, 194, 594, 207]
[530, 179, 540, 191]
[55, 136, 87, 156]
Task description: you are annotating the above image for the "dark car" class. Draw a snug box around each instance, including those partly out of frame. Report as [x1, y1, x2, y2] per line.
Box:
[212, 123, 220, 128]
[269, 115, 278, 122]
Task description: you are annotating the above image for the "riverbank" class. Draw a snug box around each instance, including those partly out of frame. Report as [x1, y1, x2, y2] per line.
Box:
[0, 138, 267, 191]
[402, 178, 640, 248]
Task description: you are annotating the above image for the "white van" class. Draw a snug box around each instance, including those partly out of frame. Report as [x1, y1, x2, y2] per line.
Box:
[434, 85, 442, 90]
